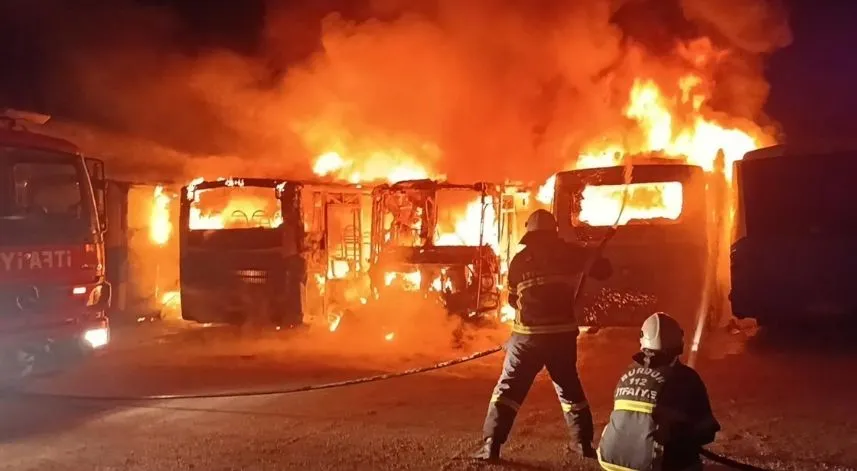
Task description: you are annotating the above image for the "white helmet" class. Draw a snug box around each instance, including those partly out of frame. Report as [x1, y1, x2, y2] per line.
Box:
[524, 209, 558, 234]
[640, 312, 684, 353]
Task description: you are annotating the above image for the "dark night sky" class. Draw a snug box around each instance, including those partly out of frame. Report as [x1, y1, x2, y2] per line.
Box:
[0, 0, 854, 147]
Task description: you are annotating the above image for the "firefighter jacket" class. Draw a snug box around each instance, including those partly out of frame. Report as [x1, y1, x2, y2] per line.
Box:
[507, 232, 611, 335]
[597, 352, 720, 471]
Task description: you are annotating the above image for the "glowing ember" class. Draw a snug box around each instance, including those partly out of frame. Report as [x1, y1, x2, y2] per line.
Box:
[578, 182, 683, 227]
[384, 332, 395, 341]
[150, 185, 172, 245]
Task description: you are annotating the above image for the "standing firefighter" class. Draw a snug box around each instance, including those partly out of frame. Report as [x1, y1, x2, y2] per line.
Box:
[473, 209, 612, 461]
[597, 312, 720, 471]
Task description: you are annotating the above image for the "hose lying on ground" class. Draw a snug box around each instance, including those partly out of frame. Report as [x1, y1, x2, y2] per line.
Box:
[8, 345, 773, 471]
[7, 345, 504, 401]
[701, 448, 771, 471]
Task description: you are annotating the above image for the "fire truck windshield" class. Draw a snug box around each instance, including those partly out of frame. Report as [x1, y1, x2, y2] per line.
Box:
[0, 147, 96, 243]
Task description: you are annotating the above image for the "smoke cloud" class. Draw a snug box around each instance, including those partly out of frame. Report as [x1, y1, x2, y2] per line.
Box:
[2, 0, 791, 182]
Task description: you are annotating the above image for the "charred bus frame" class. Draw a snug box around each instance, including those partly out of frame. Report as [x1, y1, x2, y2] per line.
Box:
[178, 178, 304, 326]
[368, 179, 506, 318]
[178, 178, 374, 326]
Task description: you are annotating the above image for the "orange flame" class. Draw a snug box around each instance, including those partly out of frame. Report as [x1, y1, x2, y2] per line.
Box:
[150, 185, 172, 245]
[312, 150, 432, 184]
[435, 197, 499, 252]
[538, 71, 772, 218]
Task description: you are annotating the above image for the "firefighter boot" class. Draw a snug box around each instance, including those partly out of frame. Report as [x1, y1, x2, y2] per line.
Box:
[471, 437, 501, 462]
[565, 407, 596, 459]
[567, 441, 597, 459]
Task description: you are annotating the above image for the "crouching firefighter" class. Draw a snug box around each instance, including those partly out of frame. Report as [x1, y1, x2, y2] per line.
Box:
[473, 209, 612, 461]
[597, 312, 721, 471]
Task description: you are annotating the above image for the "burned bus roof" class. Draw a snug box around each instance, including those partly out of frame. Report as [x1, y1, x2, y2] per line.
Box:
[557, 161, 701, 176]
[376, 179, 496, 192]
[556, 163, 704, 185]
[181, 177, 374, 192]
[743, 144, 857, 161]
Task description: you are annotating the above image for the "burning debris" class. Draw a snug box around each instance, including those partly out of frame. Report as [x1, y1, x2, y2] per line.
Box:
[369, 180, 508, 320]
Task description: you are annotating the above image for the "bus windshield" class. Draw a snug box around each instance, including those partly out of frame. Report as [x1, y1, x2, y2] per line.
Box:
[740, 153, 857, 237]
[569, 181, 684, 227]
[189, 185, 283, 230]
[0, 147, 96, 243]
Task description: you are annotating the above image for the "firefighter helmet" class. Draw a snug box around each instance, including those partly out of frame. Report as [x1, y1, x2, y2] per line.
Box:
[524, 209, 557, 234]
[640, 312, 684, 353]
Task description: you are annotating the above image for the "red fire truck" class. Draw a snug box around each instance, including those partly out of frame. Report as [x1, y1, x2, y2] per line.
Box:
[0, 110, 111, 381]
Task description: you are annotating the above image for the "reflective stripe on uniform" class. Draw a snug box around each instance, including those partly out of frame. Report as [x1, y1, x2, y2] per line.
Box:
[560, 400, 589, 413]
[614, 399, 654, 414]
[490, 394, 521, 411]
[511, 322, 579, 335]
[597, 448, 640, 471]
[516, 274, 581, 295]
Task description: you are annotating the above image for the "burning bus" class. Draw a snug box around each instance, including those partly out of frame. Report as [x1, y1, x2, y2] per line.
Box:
[178, 177, 373, 326]
[368, 179, 505, 319]
[179, 178, 305, 326]
[730, 145, 857, 326]
[552, 159, 710, 328]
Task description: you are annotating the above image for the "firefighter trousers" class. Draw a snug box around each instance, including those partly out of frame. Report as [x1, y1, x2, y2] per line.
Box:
[482, 332, 593, 445]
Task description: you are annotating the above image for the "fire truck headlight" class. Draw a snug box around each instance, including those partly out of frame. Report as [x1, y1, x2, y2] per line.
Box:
[83, 327, 109, 349]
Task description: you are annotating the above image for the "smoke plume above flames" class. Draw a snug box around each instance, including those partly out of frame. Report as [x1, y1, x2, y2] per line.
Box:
[5, 0, 791, 182]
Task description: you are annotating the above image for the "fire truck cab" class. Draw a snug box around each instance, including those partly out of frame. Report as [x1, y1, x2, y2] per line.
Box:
[0, 110, 111, 381]
[553, 160, 710, 328]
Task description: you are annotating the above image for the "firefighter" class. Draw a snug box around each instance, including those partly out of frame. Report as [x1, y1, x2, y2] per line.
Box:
[597, 312, 721, 471]
[473, 209, 611, 461]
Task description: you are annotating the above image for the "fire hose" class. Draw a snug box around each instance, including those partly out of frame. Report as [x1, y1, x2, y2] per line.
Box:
[7, 346, 505, 401]
[700, 449, 770, 471]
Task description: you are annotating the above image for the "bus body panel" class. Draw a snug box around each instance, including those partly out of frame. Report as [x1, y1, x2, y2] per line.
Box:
[554, 164, 709, 329]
